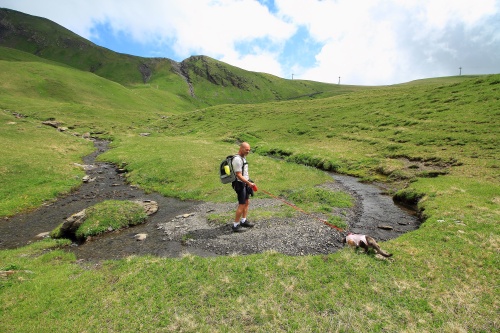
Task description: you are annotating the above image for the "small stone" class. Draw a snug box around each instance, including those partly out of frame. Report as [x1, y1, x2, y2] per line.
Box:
[35, 232, 50, 239]
[134, 200, 158, 216]
[134, 233, 147, 241]
[377, 225, 393, 230]
[42, 120, 60, 128]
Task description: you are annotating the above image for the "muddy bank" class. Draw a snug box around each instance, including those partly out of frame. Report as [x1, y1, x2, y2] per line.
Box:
[0, 140, 419, 260]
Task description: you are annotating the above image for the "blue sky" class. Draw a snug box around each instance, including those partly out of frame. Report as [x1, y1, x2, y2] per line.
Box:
[1, 0, 499, 85]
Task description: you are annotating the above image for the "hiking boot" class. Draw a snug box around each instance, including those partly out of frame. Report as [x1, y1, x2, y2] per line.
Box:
[240, 220, 254, 228]
[232, 224, 246, 233]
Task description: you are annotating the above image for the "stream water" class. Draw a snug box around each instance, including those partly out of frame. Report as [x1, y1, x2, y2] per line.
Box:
[0, 140, 419, 261]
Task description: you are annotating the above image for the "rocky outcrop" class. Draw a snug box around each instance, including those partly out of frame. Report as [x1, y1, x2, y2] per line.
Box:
[171, 60, 195, 97]
[42, 120, 61, 128]
[134, 200, 159, 216]
[181, 56, 251, 90]
[139, 63, 152, 83]
[59, 209, 87, 237]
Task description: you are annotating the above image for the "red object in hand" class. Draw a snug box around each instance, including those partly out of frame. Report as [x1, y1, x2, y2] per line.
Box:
[252, 184, 258, 192]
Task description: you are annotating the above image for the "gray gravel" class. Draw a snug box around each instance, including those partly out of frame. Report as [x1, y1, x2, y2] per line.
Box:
[160, 197, 345, 256]
[157, 178, 419, 256]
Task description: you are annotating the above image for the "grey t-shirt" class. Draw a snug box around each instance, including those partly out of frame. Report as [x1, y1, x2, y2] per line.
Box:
[232, 155, 249, 181]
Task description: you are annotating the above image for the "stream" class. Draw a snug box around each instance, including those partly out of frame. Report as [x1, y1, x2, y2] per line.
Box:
[0, 140, 419, 260]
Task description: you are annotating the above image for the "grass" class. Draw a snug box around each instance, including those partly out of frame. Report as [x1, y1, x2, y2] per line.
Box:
[0, 236, 497, 332]
[326, 216, 347, 230]
[0, 43, 499, 332]
[206, 187, 352, 226]
[0, 111, 92, 216]
[99, 136, 331, 202]
[75, 200, 147, 238]
[284, 187, 353, 213]
[49, 200, 148, 240]
[207, 206, 296, 226]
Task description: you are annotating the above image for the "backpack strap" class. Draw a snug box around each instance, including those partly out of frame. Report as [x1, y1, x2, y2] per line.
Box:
[233, 154, 248, 182]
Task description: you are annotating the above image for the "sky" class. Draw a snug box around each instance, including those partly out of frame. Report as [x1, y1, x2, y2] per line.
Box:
[1, 0, 499, 85]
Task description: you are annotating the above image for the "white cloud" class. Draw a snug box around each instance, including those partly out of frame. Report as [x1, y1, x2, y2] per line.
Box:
[222, 51, 285, 77]
[160, 0, 295, 58]
[274, 0, 500, 84]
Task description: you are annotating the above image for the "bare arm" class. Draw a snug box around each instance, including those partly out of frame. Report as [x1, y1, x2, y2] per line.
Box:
[235, 171, 254, 187]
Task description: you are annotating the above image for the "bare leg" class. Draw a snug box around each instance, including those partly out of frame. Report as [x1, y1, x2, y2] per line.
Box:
[235, 200, 249, 222]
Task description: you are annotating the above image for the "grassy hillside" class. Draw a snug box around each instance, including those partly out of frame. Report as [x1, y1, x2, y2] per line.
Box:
[0, 47, 196, 135]
[0, 8, 189, 88]
[179, 55, 364, 105]
[0, 8, 363, 108]
[0, 9, 499, 332]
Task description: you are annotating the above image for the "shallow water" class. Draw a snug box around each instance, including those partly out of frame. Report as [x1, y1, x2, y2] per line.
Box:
[330, 173, 418, 241]
[0, 140, 419, 260]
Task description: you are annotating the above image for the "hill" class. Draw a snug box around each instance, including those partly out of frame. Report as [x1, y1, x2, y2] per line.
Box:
[0, 7, 360, 108]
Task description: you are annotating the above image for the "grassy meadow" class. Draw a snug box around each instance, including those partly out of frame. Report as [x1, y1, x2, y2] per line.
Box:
[0, 45, 499, 332]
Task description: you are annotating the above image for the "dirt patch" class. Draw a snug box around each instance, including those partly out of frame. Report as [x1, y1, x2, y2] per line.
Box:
[0, 140, 420, 261]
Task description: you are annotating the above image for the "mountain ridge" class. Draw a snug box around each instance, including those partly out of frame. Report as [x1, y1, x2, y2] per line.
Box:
[0, 7, 352, 106]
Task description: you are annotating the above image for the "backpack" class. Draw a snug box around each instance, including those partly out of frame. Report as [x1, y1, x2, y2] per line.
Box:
[219, 155, 246, 184]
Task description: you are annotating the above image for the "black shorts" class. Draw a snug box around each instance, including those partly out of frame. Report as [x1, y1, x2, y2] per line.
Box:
[232, 181, 254, 204]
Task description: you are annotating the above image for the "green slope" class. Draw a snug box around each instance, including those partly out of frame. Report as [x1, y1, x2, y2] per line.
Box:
[0, 8, 366, 108]
[0, 8, 185, 86]
[178, 55, 363, 105]
[0, 47, 195, 136]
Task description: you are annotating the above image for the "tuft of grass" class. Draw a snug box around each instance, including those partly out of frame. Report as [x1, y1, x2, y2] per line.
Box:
[284, 186, 353, 213]
[74, 200, 147, 239]
[327, 216, 348, 229]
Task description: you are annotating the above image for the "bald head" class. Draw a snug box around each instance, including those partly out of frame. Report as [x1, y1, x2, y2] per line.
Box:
[238, 142, 251, 157]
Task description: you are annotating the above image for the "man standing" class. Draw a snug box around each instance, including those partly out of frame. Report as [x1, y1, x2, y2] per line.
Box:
[231, 142, 256, 232]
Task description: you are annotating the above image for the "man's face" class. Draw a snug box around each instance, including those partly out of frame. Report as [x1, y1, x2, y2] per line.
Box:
[241, 144, 251, 156]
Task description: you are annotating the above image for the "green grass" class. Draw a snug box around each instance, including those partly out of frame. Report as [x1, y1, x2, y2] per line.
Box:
[99, 136, 331, 202]
[205, 188, 352, 226]
[0, 43, 499, 332]
[0, 234, 497, 332]
[285, 187, 352, 213]
[326, 216, 347, 230]
[0, 111, 92, 216]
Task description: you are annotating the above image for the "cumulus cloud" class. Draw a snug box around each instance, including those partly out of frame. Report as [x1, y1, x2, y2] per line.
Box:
[1, 0, 499, 85]
[274, 0, 500, 84]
